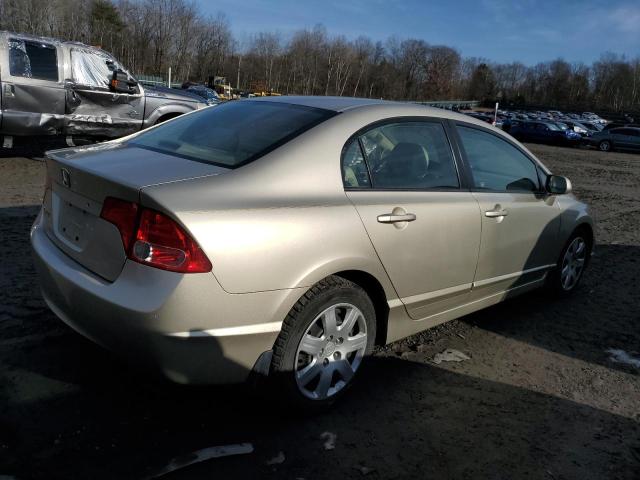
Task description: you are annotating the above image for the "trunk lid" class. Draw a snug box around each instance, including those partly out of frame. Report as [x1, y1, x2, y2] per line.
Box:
[42, 142, 227, 281]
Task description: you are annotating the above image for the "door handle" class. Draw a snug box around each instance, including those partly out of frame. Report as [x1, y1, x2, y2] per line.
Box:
[4, 84, 15, 97]
[485, 209, 508, 218]
[377, 213, 417, 223]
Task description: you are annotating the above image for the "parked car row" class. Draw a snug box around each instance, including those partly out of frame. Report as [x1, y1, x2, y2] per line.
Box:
[504, 109, 607, 129]
[468, 109, 606, 132]
[464, 108, 640, 153]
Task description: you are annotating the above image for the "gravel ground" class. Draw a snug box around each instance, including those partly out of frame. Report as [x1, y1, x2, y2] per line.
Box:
[0, 142, 638, 479]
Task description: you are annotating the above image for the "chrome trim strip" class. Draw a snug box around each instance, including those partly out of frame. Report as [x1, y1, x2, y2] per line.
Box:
[472, 264, 556, 289]
[419, 276, 546, 321]
[168, 321, 283, 338]
[401, 282, 472, 306]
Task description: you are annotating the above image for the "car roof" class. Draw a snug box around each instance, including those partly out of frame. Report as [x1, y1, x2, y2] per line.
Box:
[248, 95, 491, 125]
[1, 30, 110, 55]
[611, 126, 640, 131]
[250, 95, 397, 112]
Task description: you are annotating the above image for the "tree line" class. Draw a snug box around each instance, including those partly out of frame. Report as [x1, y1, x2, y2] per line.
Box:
[1, 0, 639, 112]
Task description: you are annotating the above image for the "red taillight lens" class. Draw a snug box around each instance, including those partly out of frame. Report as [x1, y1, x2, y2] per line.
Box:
[100, 197, 211, 274]
[100, 197, 139, 252]
[132, 209, 212, 273]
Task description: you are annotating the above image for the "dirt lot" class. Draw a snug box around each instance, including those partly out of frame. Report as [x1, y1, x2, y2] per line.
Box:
[0, 143, 639, 479]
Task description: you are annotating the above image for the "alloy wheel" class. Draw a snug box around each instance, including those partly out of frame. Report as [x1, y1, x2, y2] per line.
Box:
[294, 303, 367, 400]
[561, 237, 587, 291]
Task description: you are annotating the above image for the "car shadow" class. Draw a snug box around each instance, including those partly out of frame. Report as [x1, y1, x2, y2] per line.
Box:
[460, 242, 640, 376]
[1, 349, 638, 479]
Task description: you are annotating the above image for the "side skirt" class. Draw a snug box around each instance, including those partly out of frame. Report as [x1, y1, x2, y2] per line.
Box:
[385, 276, 546, 344]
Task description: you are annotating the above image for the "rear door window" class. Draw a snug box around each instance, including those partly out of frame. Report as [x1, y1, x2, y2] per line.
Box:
[342, 140, 371, 188]
[614, 128, 634, 136]
[9, 39, 58, 81]
[353, 121, 459, 189]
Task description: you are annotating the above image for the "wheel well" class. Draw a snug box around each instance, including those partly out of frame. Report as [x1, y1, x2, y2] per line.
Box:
[575, 223, 594, 247]
[334, 270, 389, 346]
[574, 223, 595, 265]
[155, 113, 181, 124]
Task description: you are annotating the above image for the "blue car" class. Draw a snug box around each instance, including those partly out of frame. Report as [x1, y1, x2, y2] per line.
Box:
[509, 121, 582, 147]
[185, 85, 221, 106]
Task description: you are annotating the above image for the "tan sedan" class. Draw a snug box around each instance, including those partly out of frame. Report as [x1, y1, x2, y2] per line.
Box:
[31, 97, 594, 407]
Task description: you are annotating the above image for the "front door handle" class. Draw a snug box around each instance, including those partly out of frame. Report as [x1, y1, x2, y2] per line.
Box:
[377, 213, 417, 223]
[485, 209, 508, 218]
[4, 83, 15, 97]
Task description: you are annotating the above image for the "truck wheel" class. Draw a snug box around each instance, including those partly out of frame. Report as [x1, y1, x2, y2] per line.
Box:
[155, 113, 181, 125]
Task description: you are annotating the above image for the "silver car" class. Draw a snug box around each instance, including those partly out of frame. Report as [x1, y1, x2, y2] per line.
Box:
[31, 97, 594, 407]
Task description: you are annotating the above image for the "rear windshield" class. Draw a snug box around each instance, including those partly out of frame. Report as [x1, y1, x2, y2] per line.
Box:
[130, 101, 336, 168]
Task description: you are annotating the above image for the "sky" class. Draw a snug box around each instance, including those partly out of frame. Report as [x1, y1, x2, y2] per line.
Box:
[198, 0, 640, 65]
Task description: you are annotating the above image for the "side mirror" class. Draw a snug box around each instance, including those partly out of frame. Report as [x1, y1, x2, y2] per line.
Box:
[547, 175, 572, 195]
[109, 70, 137, 94]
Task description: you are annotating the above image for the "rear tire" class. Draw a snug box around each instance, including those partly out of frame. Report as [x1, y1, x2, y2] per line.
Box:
[598, 140, 612, 152]
[270, 276, 376, 410]
[546, 230, 591, 297]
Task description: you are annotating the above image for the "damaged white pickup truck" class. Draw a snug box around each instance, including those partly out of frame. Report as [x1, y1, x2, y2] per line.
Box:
[0, 31, 206, 147]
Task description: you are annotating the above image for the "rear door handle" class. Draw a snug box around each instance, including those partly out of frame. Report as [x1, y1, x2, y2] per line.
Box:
[485, 209, 508, 218]
[377, 213, 417, 223]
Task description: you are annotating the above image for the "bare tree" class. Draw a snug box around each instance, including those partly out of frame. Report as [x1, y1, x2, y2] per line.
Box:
[1, 0, 639, 111]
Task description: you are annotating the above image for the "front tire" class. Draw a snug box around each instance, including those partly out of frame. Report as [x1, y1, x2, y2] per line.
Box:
[547, 231, 591, 296]
[270, 276, 376, 410]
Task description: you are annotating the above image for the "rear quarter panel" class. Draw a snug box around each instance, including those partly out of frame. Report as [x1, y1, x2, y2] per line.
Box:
[166, 201, 389, 295]
[139, 106, 411, 297]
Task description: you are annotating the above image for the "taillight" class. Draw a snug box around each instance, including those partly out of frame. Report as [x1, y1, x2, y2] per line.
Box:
[100, 197, 139, 252]
[131, 209, 212, 273]
[100, 197, 211, 274]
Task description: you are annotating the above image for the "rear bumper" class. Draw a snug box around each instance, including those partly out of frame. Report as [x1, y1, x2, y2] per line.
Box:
[30, 209, 297, 385]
